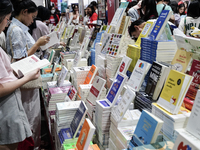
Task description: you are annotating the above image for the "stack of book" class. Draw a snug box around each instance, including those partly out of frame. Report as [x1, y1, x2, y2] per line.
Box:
[47, 86, 71, 119]
[41, 73, 54, 90]
[47, 80, 71, 89]
[95, 100, 112, 149]
[63, 58, 88, 70]
[79, 84, 92, 102]
[60, 51, 76, 66]
[152, 103, 190, 142]
[140, 38, 177, 64]
[55, 101, 81, 134]
[72, 66, 91, 90]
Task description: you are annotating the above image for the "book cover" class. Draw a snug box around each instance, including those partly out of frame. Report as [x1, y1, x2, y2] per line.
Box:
[149, 10, 172, 40]
[130, 110, 163, 146]
[106, 73, 128, 107]
[115, 55, 132, 78]
[70, 101, 88, 138]
[61, 128, 73, 140]
[48, 50, 55, 64]
[118, 15, 126, 34]
[171, 49, 193, 73]
[87, 76, 106, 105]
[157, 70, 193, 114]
[127, 59, 151, 91]
[57, 66, 68, 87]
[40, 32, 59, 50]
[101, 33, 111, 55]
[111, 87, 136, 123]
[11, 55, 50, 77]
[67, 86, 77, 101]
[84, 65, 98, 84]
[186, 90, 200, 139]
[76, 118, 95, 150]
[186, 59, 200, 100]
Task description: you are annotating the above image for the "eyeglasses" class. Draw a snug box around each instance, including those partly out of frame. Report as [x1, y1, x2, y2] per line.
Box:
[6, 18, 11, 26]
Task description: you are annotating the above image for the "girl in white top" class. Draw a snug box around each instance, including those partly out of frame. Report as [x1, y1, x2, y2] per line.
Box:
[0, 1, 40, 150]
[179, 1, 200, 36]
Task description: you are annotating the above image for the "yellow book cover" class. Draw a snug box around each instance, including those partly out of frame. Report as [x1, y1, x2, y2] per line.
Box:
[135, 21, 154, 47]
[61, 27, 67, 40]
[171, 49, 193, 73]
[118, 15, 126, 34]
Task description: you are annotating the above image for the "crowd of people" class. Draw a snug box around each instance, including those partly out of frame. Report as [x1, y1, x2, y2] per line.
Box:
[0, 0, 200, 150]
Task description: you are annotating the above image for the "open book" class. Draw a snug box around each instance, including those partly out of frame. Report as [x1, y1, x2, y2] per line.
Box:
[40, 32, 60, 50]
[11, 55, 50, 77]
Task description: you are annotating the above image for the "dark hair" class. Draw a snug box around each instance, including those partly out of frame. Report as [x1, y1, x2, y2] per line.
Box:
[72, 4, 78, 14]
[140, 0, 158, 21]
[187, 1, 200, 18]
[126, 1, 137, 13]
[170, 1, 178, 14]
[37, 6, 51, 21]
[0, 0, 13, 23]
[164, 0, 170, 5]
[11, 0, 37, 17]
[128, 19, 145, 37]
[177, 3, 185, 15]
[50, 5, 59, 24]
[90, 1, 98, 8]
[87, 4, 95, 17]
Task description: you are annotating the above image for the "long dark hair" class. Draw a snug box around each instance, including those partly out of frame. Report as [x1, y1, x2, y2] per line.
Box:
[187, 1, 200, 18]
[0, 0, 13, 23]
[50, 6, 58, 24]
[87, 4, 95, 17]
[140, 0, 158, 21]
[177, 3, 185, 15]
[11, 0, 37, 17]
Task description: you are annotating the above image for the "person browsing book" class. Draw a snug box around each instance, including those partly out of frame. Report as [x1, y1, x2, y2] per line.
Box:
[0, 1, 40, 150]
[87, 4, 98, 27]
[6, 0, 50, 149]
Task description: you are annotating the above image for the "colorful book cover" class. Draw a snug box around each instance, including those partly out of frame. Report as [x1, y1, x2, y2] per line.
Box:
[87, 76, 106, 105]
[149, 10, 172, 40]
[171, 49, 193, 73]
[186, 59, 200, 100]
[118, 15, 126, 34]
[67, 86, 77, 101]
[84, 65, 98, 84]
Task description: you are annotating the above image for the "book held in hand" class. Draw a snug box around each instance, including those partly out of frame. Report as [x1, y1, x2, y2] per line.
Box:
[40, 32, 60, 50]
[11, 55, 50, 77]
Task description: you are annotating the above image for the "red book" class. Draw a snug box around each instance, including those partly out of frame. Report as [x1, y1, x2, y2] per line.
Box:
[183, 97, 194, 111]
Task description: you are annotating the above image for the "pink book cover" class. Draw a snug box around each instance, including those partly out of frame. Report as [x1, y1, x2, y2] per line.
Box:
[49, 87, 63, 95]
[60, 86, 72, 93]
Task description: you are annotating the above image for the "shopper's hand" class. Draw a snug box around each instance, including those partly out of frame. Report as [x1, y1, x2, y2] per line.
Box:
[36, 36, 50, 46]
[25, 68, 40, 81]
[60, 42, 66, 47]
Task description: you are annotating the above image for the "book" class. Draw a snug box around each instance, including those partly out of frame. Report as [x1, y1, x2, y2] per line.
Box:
[57, 66, 68, 87]
[87, 76, 106, 105]
[111, 87, 136, 123]
[48, 50, 55, 64]
[122, 16, 131, 36]
[171, 49, 193, 73]
[40, 32, 60, 50]
[106, 73, 128, 107]
[145, 61, 170, 101]
[11, 55, 50, 77]
[83, 65, 98, 84]
[67, 86, 77, 101]
[118, 15, 126, 34]
[157, 69, 193, 114]
[173, 128, 200, 150]
[149, 10, 172, 40]
[185, 59, 200, 100]
[76, 118, 95, 150]
[128, 110, 164, 148]
[114, 55, 132, 79]
[186, 90, 200, 139]
[127, 59, 151, 91]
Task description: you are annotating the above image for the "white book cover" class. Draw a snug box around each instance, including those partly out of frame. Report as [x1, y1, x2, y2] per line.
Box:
[87, 76, 106, 105]
[186, 90, 200, 139]
[57, 66, 68, 87]
[111, 88, 136, 123]
[127, 59, 151, 91]
[40, 32, 59, 50]
[11, 55, 50, 77]
[173, 128, 200, 150]
[56, 101, 81, 112]
[114, 55, 132, 79]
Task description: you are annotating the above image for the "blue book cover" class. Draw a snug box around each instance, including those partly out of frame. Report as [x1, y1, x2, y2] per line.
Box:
[133, 110, 158, 145]
[41, 73, 54, 78]
[149, 10, 171, 40]
[61, 128, 73, 140]
[99, 100, 110, 107]
[106, 74, 125, 105]
[58, 131, 64, 144]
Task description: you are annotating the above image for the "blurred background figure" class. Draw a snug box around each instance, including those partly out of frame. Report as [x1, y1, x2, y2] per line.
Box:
[49, 5, 60, 26]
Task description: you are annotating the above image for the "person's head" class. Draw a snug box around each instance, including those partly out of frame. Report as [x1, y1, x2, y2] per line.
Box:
[90, 1, 98, 10]
[187, 1, 200, 18]
[129, 19, 146, 40]
[11, 0, 38, 26]
[0, 0, 13, 33]
[170, 1, 178, 14]
[177, 3, 185, 15]
[37, 6, 51, 22]
[87, 4, 95, 16]
[72, 5, 79, 13]
[50, 6, 56, 14]
[163, 0, 170, 5]
[141, 0, 158, 21]
[126, 1, 137, 13]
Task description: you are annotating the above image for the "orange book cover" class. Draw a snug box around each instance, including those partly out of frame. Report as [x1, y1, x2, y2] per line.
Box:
[76, 119, 90, 150]
[84, 65, 97, 84]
